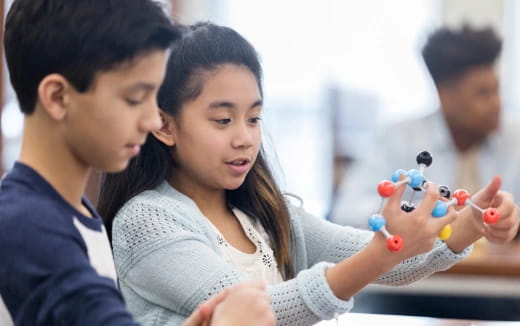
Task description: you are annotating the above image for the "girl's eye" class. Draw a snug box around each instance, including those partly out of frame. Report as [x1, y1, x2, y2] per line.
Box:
[249, 117, 262, 124]
[215, 118, 231, 125]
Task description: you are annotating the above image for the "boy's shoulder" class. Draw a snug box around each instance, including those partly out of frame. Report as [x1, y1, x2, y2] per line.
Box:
[0, 164, 126, 325]
[0, 163, 74, 232]
[0, 163, 104, 250]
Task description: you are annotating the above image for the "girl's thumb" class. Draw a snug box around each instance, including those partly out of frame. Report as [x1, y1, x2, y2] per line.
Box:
[473, 175, 502, 205]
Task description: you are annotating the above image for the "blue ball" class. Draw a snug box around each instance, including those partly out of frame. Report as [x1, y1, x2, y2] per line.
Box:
[368, 214, 386, 231]
[391, 169, 406, 183]
[432, 201, 448, 217]
[407, 169, 424, 188]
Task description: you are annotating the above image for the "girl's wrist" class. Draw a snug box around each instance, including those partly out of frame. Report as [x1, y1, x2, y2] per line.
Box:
[444, 207, 484, 252]
[367, 232, 405, 270]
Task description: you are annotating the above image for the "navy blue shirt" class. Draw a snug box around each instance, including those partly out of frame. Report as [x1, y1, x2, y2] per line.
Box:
[0, 162, 138, 325]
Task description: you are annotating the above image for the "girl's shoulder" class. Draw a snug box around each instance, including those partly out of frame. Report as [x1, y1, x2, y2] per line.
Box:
[283, 193, 316, 218]
[114, 182, 205, 231]
[282, 193, 313, 231]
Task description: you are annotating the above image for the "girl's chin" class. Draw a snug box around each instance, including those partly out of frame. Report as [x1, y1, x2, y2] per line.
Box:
[225, 184, 244, 191]
[224, 180, 247, 190]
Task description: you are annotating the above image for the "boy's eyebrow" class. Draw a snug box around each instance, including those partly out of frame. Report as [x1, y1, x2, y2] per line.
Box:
[124, 82, 157, 92]
[208, 99, 263, 110]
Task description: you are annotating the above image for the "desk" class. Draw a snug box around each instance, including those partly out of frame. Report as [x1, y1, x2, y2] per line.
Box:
[353, 241, 520, 321]
[441, 240, 520, 277]
[314, 312, 520, 325]
[361, 240, 520, 298]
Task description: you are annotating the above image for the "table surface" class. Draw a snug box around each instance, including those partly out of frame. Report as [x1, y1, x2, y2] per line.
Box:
[322, 241, 520, 323]
[360, 239, 520, 298]
[441, 239, 520, 277]
[314, 312, 520, 325]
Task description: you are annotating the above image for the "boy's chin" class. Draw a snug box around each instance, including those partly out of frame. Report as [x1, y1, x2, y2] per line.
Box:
[95, 160, 130, 174]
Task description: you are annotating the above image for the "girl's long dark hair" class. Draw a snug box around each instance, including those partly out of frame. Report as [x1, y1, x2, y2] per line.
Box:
[98, 22, 294, 279]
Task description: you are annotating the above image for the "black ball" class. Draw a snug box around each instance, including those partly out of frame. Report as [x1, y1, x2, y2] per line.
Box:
[439, 185, 451, 199]
[401, 201, 416, 212]
[416, 151, 433, 167]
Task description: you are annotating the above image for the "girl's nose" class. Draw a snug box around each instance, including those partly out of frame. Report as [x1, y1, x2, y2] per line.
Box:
[231, 123, 255, 149]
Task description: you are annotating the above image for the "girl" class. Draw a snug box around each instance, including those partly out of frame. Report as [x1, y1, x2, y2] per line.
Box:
[98, 22, 519, 326]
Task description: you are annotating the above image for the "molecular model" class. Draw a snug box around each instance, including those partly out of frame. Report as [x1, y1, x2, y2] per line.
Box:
[368, 151, 500, 251]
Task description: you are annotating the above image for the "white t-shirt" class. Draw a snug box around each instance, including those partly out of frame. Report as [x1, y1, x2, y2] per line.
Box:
[208, 208, 284, 285]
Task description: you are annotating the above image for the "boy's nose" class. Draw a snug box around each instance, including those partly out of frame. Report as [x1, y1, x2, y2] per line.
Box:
[140, 104, 162, 132]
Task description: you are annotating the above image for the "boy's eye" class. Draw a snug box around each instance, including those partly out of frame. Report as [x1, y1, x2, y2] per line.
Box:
[126, 98, 142, 106]
[215, 119, 231, 125]
[249, 117, 262, 124]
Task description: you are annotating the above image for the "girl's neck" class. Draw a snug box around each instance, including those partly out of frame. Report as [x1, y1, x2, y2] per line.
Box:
[167, 177, 229, 219]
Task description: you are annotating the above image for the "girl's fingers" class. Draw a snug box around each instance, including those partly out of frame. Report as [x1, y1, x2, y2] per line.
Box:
[430, 206, 458, 232]
[416, 181, 440, 214]
[484, 226, 510, 238]
[384, 182, 407, 211]
[488, 222, 516, 232]
[473, 176, 502, 206]
[483, 230, 510, 244]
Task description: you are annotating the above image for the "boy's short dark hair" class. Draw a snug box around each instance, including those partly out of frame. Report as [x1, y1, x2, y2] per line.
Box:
[4, 0, 180, 115]
[422, 24, 502, 85]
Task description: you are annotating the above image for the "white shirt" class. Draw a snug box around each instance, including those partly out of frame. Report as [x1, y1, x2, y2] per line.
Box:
[208, 208, 284, 285]
[0, 296, 12, 326]
[331, 110, 520, 228]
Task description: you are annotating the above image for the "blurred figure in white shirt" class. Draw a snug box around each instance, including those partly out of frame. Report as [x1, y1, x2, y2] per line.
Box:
[331, 24, 520, 228]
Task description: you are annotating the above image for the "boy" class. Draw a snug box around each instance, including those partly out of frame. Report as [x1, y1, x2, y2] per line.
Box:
[0, 1, 274, 325]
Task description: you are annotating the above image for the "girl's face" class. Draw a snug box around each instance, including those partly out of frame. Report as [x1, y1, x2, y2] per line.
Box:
[169, 64, 262, 195]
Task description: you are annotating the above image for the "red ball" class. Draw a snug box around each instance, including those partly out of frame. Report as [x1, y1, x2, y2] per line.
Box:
[377, 181, 395, 198]
[387, 235, 403, 251]
[453, 189, 470, 206]
[483, 208, 500, 224]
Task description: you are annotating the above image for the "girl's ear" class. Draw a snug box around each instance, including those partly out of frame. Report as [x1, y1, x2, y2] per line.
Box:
[37, 73, 71, 121]
[151, 110, 176, 146]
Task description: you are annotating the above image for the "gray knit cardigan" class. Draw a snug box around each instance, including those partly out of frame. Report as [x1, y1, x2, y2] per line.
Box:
[112, 181, 470, 326]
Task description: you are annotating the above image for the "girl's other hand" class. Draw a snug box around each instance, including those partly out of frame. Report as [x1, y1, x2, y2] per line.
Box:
[470, 176, 520, 244]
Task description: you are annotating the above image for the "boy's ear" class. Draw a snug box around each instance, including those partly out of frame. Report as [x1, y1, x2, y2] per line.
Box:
[37, 73, 72, 121]
[151, 110, 176, 146]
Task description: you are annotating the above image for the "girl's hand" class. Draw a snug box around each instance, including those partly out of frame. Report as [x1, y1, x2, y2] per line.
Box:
[470, 176, 520, 244]
[381, 181, 458, 261]
[325, 181, 457, 301]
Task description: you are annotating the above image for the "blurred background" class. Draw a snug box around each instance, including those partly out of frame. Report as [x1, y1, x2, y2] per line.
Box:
[2, 0, 520, 321]
[2, 0, 520, 218]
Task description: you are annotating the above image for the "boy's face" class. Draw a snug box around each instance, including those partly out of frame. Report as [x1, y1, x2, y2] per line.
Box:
[169, 64, 262, 194]
[63, 50, 167, 172]
[440, 66, 501, 139]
